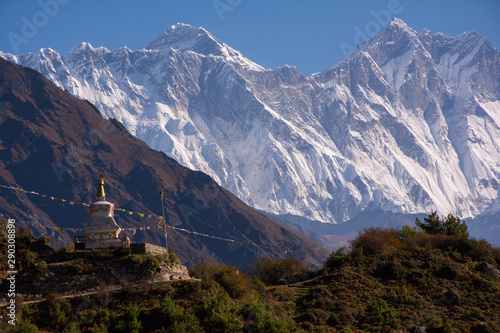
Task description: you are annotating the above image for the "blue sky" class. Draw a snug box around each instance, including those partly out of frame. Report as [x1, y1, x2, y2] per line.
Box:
[1, 0, 499, 75]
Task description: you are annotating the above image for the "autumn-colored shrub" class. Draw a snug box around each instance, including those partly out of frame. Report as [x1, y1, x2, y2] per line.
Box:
[469, 239, 497, 262]
[189, 261, 251, 299]
[351, 231, 386, 255]
[251, 257, 310, 285]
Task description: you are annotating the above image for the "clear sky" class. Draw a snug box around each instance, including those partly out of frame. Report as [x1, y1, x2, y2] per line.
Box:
[1, 0, 499, 75]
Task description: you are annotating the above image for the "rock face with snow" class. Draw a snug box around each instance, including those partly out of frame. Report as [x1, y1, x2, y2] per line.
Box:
[3, 19, 499, 226]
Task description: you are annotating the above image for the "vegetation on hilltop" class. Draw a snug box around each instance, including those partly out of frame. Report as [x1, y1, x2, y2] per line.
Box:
[1, 213, 500, 332]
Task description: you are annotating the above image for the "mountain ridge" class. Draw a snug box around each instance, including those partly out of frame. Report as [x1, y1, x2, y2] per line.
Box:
[0, 57, 329, 266]
[2, 18, 499, 242]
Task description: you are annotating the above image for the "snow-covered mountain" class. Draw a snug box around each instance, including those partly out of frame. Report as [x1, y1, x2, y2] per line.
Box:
[3, 19, 499, 228]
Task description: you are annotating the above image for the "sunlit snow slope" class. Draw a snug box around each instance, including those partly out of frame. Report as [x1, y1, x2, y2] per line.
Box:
[3, 19, 499, 226]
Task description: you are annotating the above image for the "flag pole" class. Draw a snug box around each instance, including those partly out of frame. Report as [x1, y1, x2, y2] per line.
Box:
[159, 190, 168, 254]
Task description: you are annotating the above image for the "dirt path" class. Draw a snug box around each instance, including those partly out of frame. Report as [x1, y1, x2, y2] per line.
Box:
[0, 278, 199, 307]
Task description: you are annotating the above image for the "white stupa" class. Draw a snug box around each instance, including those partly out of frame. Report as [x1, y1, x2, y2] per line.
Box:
[83, 173, 127, 249]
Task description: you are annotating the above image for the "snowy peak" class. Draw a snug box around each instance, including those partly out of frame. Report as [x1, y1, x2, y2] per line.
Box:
[68, 41, 95, 54]
[67, 42, 110, 56]
[145, 23, 223, 55]
[143, 23, 263, 72]
[357, 17, 421, 57]
[387, 17, 413, 31]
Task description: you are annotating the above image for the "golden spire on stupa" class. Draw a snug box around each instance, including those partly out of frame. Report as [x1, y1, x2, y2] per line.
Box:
[96, 171, 105, 199]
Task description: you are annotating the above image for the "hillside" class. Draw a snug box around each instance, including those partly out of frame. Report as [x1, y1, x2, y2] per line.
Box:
[0, 57, 329, 267]
[1, 213, 499, 332]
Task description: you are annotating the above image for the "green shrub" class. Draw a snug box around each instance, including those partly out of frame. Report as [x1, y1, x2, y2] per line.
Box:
[115, 304, 142, 333]
[31, 262, 50, 282]
[470, 307, 485, 320]
[240, 301, 269, 332]
[68, 264, 84, 275]
[17, 322, 39, 333]
[88, 249, 112, 261]
[398, 225, 425, 240]
[251, 277, 266, 294]
[168, 252, 180, 265]
[145, 256, 161, 270]
[324, 247, 350, 270]
[154, 295, 203, 332]
[114, 246, 131, 257]
[157, 296, 184, 325]
[366, 299, 399, 327]
[375, 258, 405, 280]
[198, 291, 242, 332]
[94, 308, 110, 325]
[122, 254, 142, 267]
[44, 295, 71, 331]
[416, 212, 469, 238]
[62, 322, 80, 333]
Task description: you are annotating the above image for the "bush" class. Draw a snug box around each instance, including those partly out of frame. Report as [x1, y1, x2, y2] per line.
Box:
[31, 262, 50, 282]
[114, 246, 131, 257]
[122, 254, 142, 267]
[115, 303, 142, 333]
[68, 264, 84, 275]
[167, 252, 180, 265]
[144, 256, 161, 270]
[94, 308, 110, 325]
[17, 322, 39, 333]
[251, 277, 266, 294]
[198, 291, 242, 332]
[251, 257, 309, 286]
[375, 258, 405, 280]
[352, 231, 386, 255]
[157, 296, 184, 326]
[398, 225, 425, 239]
[153, 295, 203, 332]
[189, 262, 250, 299]
[214, 266, 250, 299]
[324, 247, 350, 270]
[366, 299, 399, 327]
[88, 249, 112, 261]
[416, 212, 469, 238]
[44, 294, 71, 331]
[469, 239, 498, 262]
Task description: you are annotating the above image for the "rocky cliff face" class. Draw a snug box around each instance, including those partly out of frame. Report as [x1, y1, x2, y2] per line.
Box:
[2, 19, 499, 230]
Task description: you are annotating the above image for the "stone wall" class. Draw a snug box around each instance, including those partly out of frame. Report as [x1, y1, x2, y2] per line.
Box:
[130, 242, 168, 256]
[149, 264, 192, 283]
[85, 238, 126, 250]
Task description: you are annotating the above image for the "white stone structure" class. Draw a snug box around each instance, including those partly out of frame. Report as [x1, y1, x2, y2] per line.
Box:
[83, 174, 129, 249]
